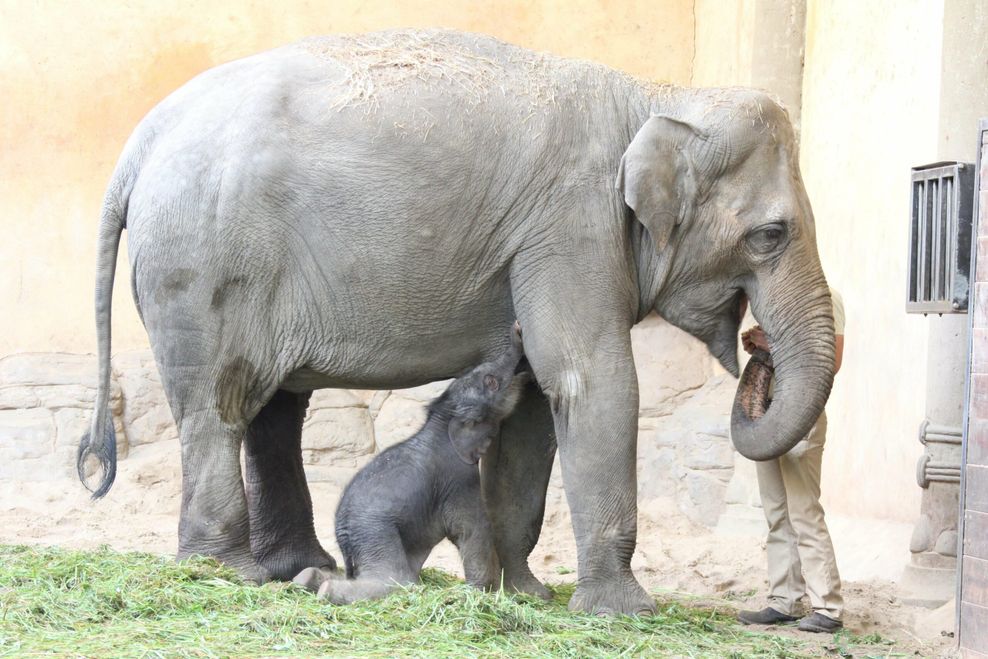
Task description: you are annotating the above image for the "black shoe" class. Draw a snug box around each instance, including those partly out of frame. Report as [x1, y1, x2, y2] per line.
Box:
[737, 607, 800, 625]
[797, 612, 843, 633]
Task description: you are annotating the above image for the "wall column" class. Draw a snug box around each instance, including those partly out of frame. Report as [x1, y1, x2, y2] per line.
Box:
[900, 315, 966, 606]
[900, 0, 988, 610]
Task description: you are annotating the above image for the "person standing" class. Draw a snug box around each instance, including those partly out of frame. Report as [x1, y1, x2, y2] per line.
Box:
[737, 287, 845, 633]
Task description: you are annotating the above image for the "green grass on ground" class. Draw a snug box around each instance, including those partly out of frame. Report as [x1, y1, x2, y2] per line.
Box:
[0, 545, 886, 657]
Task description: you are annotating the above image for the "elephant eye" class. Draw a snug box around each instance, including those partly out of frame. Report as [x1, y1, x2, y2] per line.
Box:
[746, 223, 787, 255]
[483, 374, 499, 391]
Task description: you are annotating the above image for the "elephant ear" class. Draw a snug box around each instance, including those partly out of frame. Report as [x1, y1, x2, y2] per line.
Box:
[616, 115, 703, 252]
[448, 417, 496, 465]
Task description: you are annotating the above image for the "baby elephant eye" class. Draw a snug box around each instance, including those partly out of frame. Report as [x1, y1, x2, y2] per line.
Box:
[746, 223, 787, 255]
[483, 374, 499, 391]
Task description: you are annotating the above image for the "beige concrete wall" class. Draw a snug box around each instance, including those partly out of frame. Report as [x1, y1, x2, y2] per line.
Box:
[694, 0, 980, 523]
[693, 0, 805, 130]
[937, 0, 988, 159]
[800, 0, 946, 521]
[0, 0, 694, 355]
[692, 0, 755, 88]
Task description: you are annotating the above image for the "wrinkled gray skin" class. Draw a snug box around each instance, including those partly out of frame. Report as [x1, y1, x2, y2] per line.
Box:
[77, 29, 835, 615]
[294, 324, 526, 604]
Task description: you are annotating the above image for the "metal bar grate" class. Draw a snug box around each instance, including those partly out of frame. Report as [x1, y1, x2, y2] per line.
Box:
[906, 162, 974, 314]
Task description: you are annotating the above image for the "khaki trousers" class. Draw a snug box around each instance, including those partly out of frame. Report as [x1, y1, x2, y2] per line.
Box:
[755, 411, 843, 620]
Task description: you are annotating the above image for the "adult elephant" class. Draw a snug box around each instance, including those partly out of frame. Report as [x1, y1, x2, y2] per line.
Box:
[78, 29, 835, 615]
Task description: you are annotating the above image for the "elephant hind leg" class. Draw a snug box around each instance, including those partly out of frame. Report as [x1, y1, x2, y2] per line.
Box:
[317, 573, 412, 605]
[244, 389, 337, 580]
[138, 263, 296, 582]
[320, 527, 418, 604]
[176, 408, 270, 583]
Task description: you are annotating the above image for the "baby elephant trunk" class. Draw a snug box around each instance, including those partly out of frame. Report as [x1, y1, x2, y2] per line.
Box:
[495, 320, 525, 371]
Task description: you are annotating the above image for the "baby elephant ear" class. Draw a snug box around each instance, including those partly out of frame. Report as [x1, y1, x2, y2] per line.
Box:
[616, 115, 703, 252]
[448, 418, 496, 465]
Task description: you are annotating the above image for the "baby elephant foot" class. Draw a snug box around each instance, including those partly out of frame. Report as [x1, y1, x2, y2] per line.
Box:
[316, 579, 335, 600]
[316, 577, 355, 605]
[292, 566, 336, 593]
[257, 545, 338, 581]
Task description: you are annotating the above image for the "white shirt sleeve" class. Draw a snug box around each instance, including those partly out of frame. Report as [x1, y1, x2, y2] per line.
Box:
[830, 287, 845, 335]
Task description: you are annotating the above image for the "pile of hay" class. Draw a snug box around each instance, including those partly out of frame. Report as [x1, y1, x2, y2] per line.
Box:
[305, 30, 504, 110]
[0, 544, 847, 657]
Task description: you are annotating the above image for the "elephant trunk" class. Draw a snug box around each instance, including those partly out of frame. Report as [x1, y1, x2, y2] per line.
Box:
[730, 279, 835, 461]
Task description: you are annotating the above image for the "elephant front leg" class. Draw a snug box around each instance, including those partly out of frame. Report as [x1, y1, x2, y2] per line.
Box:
[549, 353, 654, 616]
[481, 380, 555, 599]
[243, 389, 337, 580]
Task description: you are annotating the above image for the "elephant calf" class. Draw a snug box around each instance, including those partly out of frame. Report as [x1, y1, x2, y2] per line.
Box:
[294, 323, 527, 604]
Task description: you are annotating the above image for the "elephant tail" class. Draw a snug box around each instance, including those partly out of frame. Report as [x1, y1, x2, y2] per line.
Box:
[77, 176, 129, 499]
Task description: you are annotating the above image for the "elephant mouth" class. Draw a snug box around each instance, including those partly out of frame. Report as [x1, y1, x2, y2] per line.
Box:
[706, 288, 747, 377]
[462, 436, 494, 465]
[733, 289, 748, 323]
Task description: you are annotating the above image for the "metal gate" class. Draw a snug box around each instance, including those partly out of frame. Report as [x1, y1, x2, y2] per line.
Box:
[960, 117, 988, 656]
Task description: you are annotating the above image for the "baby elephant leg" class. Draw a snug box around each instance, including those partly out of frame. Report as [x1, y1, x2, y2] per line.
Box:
[316, 528, 418, 604]
[458, 529, 500, 591]
[447, 485, 501, 590]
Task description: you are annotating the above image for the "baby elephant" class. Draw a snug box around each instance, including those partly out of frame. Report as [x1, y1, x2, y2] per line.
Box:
[294, 322, 528, 603]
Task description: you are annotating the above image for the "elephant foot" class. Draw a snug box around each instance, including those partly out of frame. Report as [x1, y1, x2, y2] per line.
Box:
[178, 547, 274, 585]
[568, 575, 655, 617]
[255, 544, 338, 582]
[503, 566, 552, 600]
[237, 562, 275, 585]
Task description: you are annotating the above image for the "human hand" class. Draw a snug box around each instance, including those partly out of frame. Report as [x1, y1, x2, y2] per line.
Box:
[741, 325, 770, 354]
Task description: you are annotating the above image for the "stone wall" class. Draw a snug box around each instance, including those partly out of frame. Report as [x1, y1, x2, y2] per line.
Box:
[0, 315, 739, 527]
[0, 353, 125, 482]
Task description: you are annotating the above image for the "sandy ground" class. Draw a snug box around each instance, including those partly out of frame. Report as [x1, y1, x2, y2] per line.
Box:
[1, 440, 957, 657]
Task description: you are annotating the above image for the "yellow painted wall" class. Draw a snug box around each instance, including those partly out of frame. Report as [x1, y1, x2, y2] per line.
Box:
[800, 0, 946, 521]
[7, 0, 977, 527]
[0, 0, 694, 355]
